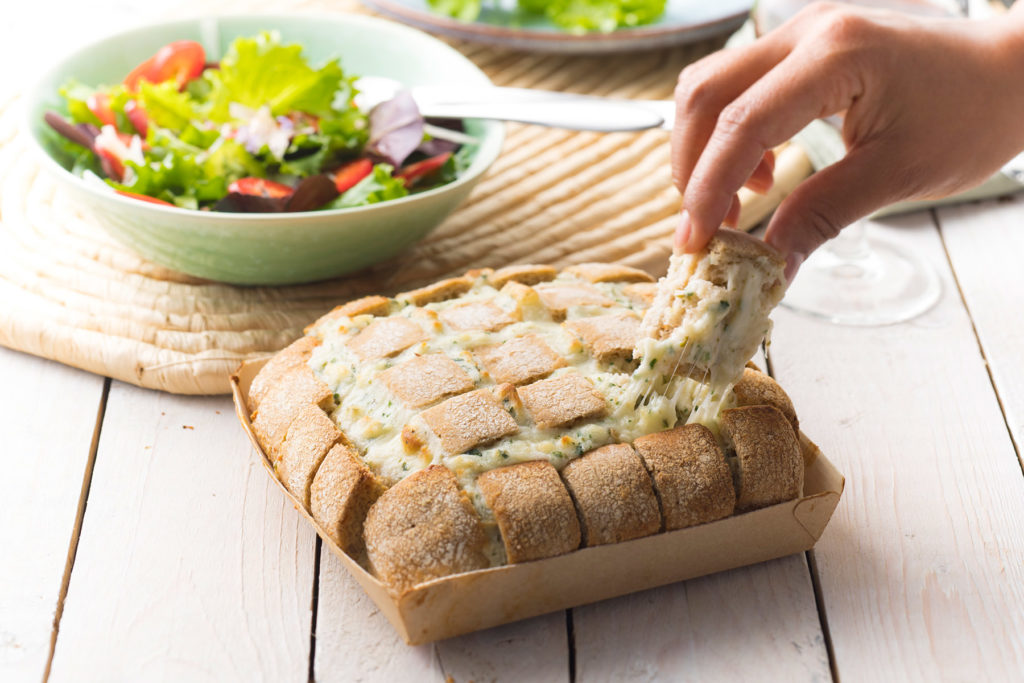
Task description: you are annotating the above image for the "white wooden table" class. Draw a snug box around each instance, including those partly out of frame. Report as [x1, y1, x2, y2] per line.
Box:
[4, 4, 1024, 682]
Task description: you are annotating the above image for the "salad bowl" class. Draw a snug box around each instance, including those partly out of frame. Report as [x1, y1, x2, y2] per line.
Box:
[26, 14, 504, 285]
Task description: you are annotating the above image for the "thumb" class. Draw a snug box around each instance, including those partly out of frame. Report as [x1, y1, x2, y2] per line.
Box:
[764, 146, 904, 281]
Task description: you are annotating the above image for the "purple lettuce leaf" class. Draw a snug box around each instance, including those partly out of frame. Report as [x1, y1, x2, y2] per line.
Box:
[366, 90, 424, 168]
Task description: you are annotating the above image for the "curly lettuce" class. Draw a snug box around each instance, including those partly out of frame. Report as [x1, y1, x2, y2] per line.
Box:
[429, 0, 667, 33]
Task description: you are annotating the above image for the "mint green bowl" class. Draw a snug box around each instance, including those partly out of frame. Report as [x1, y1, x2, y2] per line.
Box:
[26, 14, 504, 285]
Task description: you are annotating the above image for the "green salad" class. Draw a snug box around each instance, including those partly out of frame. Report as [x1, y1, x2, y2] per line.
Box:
[428, 0, 668, 33]
[44, 32, 471, 212]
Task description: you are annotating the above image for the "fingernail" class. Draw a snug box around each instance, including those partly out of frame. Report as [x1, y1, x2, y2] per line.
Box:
[784, 252, 806, 283]
[675, 210, 692, 251]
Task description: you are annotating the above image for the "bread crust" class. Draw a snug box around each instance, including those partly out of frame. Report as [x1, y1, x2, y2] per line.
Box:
[518, 373, 607, 430]
[249, 336, 320, 410]
[489, 264, 558, 288]
[633, 424, 735, 530]
[720, 406, 803, 511]
[277, 404, 344, 508]
[561, 443, 661, 546]
[474, 334, 566, 386]
[311, 443, 385, 556]
[251, 365, 334, 456]
[307, 295, 392, 333]
[364, 465, 489, 594]
[478, 461, 581, 563]
[563, 262, 655, 284]
[564, 312, 641, 363]
[732, 367, 799, 433]
[397, 277, 473, 306]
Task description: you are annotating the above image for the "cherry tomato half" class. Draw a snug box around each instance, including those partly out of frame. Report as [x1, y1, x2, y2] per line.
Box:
[86, 93, 117, 128]
[228, 177, 295, 199]
[124, 40, 205, 91]
[115, 190, 176, 206]
[124, 100, 149, 137]
[333, 158, 374, 193]
[396, 152, 452, 188]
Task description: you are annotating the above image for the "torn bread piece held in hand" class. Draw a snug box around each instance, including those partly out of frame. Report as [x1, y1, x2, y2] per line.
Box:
[636, 229, 786, 393]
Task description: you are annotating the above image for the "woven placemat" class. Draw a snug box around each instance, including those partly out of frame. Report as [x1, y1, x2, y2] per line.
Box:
[0, 1, 811, 394]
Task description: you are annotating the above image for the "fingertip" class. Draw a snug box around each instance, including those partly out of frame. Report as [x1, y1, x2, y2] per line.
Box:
[674, 210, 692, 251]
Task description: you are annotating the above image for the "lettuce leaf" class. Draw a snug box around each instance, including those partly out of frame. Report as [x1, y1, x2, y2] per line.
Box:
[204, 31, 347, 121]
[427, 0, 482, 21]
[109, 152, 227, 209]
[326, 163, 407, 209]
[543, 0, 667, 33]
[137, 81, 202, 131]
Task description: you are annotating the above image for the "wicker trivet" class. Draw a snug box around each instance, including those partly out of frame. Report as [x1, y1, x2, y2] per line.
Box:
[0, 2, 811, 394]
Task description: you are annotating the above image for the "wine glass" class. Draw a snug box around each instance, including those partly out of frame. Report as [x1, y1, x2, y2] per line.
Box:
[752, 0, 958, 325]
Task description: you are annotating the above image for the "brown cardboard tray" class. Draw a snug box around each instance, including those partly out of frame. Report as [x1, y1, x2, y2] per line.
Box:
[231, 359, 844, 645]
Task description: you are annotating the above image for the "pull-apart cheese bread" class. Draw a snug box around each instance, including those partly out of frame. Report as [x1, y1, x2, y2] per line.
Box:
[248, 245, 804, 596]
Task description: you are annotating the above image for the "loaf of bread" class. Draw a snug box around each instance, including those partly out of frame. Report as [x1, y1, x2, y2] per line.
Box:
[248, 238, 805, 596]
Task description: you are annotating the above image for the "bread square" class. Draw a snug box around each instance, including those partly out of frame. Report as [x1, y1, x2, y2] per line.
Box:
[346, 317, 428, 361]
[623, 282, 658, 308]
[534, 283, 614, 320]
[251, 365, 335, 455]
[518, 373, 607, 430]
[311, 443, 385, 555]
[477, 461, 581, 563]
[440, 301, 518, 332]
[563, 263, 654, 284]
[277, 404, 344, 509]
[419, 388, 520, 455]
[561, 443, 661, 546]
[474, 334, 566, 385]
[249, 336, 320, 410]
[564, 312, 641, 362]
[633, 424, 735, 530]
[720, 406, 803, 511]
[489, 264, 558, 288]
[397, 277, 473, 306]
[309, 295, 392, 332]
[380, 354, 476, 409]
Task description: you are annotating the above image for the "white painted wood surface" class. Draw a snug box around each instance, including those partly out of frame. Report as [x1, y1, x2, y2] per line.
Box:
[771, 212, 1024, 681]
[0, 348, 105, 683]
[936, 196, 1024, 460]
[46, 383, 317, 683]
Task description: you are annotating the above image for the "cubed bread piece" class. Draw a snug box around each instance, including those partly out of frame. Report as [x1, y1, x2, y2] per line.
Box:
[563, 312, 641, 362]
[346, 317, 428, 361]
[499, 281, 550, 321]
[277, 404, 344, 509]
[490, 264, 558, 288]
[623, 282, 658, 308]
[633, 424, 736, 530]
[380, 354, 475, 409]
[732, 367, 799, 433]
[397, 277, 473, 306]
[251, 366, 334, 456]
[519, 373, 607, 429]
[249, 336, 320, 410]
[311, 443, 384, 555]
[720, 405, 804, 511]
[477, 461, 581, 563]
[440, 301, 518, 332]
[563, 262, 655, 284]
[307, 295, 392, 332]
[364, 465, 489, 594]
[474, 334, 566, 385]
[534, 283, 614, 320]
[561, 443, 661, 546]
[419, 388, 519, 455]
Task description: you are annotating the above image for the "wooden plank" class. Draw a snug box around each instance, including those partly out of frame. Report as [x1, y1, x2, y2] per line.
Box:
[573, 554, 831, 682]
[0, 348, 105, 683]
[47, 383, 317, 681]
[936, 196, 1024, 461]
[770, 212, 1024, 679]
[314, 549, 570, 682]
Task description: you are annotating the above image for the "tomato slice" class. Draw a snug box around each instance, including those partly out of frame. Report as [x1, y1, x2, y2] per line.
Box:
[228, 177, 295, 199]
[86, 93, 117, 127]
[396, 152, 452, 188]
[333, 158, 374, 193]
[96, 148, 125, 183]
[124, 100, 149, 136]
[153, 40, 205, 89]
[124, 40, 205, 91]
[115, 190, 175, 206]
[124, 56, 158, 92]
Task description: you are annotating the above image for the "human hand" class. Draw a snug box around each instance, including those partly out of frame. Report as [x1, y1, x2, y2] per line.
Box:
[671, 1, 1024, 279]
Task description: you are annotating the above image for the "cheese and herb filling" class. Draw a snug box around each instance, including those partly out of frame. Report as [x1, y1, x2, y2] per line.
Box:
[636, 230, 786, 397]
[304, 239, 783, 566]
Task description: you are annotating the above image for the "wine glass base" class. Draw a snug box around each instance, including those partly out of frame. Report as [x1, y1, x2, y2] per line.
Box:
[781, 237, 942, 326]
